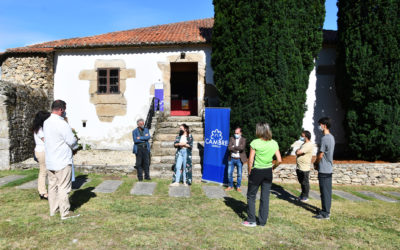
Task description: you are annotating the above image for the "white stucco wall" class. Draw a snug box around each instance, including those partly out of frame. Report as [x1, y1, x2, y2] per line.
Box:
[292, 47, 345, 154]
[53, 46, 213, 150]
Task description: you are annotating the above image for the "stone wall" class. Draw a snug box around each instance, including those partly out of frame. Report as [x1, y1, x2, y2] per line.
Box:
[1, 54, 54, 104]
[273, 164, 400, 186]
[0, 80, 49, 169]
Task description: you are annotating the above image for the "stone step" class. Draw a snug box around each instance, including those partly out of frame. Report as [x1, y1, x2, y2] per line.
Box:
[151, 155, 201, 164]
[165, 116, 202, 122]
[158, 121, 203, 128]
[150, 163, 202, 171]
[156, 127, 204, 134]
[154, 133, 204, 141]
[151, 148, 202, 156]
[150, 170, 203, 179]
[152, 141, 204, 149]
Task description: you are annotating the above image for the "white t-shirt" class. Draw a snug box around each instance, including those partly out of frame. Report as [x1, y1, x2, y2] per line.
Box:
[179, 135, 187, 145]
[34, 128, 45, 152]
[231, 138, 240, 158]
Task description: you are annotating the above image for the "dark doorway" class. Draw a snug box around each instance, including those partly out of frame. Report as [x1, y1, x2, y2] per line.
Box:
[170, 62, 198, 116]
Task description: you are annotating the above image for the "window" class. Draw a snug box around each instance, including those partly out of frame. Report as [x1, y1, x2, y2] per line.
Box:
[97, 68, 120, 94]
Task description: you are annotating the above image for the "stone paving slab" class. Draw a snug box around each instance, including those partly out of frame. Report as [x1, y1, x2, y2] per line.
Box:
[308, 190, 321, 200]
[202, 186, 228, 199]
[16, 177, 89, 190]
[240, 186, 260, 200]
[359, 191, 398, 203]
[0, 175, 25, 187]
[333, 190, 367, 202]
[16, 179, 39, 189]
[169, 186, 191, 198]
[131, 182, 157, 196]
[93, 180, 123, 193]
[383, 191, 400, 198]
[296, 189, 320, 200]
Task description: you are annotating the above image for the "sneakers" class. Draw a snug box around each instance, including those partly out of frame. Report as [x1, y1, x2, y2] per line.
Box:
[241, 221, 257, 227]
[225, 187, 233, 191]
[237, 187, 242, 193]
[169, 182, 180, 187]
[183, 183, 188, 187]
[300, 197, 309, 202]
[61, 211, 81, 220]
[313, 214, 330, 220]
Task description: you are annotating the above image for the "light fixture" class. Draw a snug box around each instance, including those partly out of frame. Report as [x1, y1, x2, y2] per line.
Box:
[180, 52, 185, 59]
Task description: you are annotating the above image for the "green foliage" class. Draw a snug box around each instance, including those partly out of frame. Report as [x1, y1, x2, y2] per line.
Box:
[212, 0, 325, 153]
[336, 0, 400, 161]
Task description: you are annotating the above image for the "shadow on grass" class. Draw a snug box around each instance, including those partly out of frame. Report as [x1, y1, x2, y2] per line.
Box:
[271, 183, 319, 215]
[223, 197, 247, 220]
[72, 175, 89, 189]
[70, 187, 96, 211]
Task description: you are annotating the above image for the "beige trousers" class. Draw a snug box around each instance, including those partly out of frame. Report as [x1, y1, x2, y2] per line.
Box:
[47, 165, 72, 217]
[35, 151, 47, 195]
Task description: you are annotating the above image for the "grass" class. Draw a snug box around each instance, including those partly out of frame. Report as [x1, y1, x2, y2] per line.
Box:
[0, 170, 399, 249]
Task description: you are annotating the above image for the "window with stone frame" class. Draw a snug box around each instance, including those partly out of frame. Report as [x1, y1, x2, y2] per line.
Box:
[97, 68, 120, 94]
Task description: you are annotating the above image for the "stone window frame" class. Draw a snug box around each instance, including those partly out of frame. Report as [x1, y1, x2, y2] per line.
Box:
[97, 68, 121, 94]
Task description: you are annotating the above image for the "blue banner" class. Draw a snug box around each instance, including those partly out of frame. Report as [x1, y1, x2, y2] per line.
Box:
[202, 108, 230, 184]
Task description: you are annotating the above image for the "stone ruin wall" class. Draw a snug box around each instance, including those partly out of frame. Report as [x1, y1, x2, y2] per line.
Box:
[1, 54, 54, 105]
[0, 80, 49, 169]
[272, 164, 400, 187]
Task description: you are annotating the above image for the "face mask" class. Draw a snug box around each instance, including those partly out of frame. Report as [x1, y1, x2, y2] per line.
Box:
[234, 134, 240, 139]
[179, 130, 184, 136]
[299, 137, 305, 142]
[61, 111, 66, 118]
[319, 125, 324, 132]
[139, 125, 144, 129]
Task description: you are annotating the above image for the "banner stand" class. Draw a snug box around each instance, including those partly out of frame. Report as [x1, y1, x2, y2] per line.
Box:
[202, 107, 230, 184]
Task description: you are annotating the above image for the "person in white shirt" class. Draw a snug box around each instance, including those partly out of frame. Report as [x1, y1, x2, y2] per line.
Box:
[43, 100, 79, 220]
[33, 111, 50, 200]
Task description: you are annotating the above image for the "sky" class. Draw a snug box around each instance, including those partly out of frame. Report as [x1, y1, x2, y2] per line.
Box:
[0, 0, 338, 52]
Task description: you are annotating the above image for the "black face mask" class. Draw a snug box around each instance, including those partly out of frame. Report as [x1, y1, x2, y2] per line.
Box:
[179, 130, 184, 136]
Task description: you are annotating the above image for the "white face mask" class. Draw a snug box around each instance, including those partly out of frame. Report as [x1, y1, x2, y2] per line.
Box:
[299, 137, 305, 142]
[234, 134, 240, 139]
[319, 125, 324, 132]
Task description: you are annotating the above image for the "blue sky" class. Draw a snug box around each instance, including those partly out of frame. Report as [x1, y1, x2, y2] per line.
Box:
[0, 0, 338, 52]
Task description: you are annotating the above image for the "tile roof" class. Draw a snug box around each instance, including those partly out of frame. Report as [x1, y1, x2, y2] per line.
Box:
[2, 18, 336, 55]
[6, 18, 214, 53]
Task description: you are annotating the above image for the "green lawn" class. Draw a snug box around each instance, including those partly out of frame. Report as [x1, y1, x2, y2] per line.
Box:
[0, 169, 399, 249]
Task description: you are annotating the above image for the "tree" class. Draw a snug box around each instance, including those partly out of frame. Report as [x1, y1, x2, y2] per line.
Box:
[336, 0, 400, 161]
[212, 0, 325, 153]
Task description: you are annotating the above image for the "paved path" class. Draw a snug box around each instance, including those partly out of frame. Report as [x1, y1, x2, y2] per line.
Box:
[358, 191, 398, 203]
[240, 186, 260, 200]
[0, 175, 25, 187]
[306, 190, 321, 200]
[131, 182, 157, 196]
[169, 186, 191, 198]
[16, 179, 40, 189]
[93, 180, 123, 193]
[332, 190, 367, 202]
[383, 191, 400, 198]
[202, 186, 228, 199]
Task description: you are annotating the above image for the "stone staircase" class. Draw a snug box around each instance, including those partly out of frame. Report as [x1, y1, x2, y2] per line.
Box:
[150, 116, 204, 179]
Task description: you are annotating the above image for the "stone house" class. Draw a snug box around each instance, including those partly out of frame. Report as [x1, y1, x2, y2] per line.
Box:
[0, 18, 343, 153]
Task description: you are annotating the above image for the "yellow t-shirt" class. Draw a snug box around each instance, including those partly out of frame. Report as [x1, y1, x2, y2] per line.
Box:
[296, 142, 314, 171]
